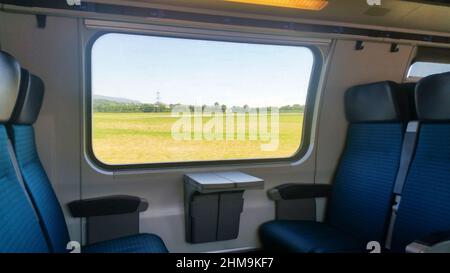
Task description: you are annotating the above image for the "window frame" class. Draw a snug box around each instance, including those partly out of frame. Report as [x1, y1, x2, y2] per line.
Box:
[405, 46, 450, 81]
[85, 31, 323, 171]
[406, 61, 450, 81]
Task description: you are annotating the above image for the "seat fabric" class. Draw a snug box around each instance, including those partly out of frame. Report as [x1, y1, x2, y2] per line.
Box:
[391, 124, 450, 251]
[83, 234, 168, 253]
[259, 220, 364, 253]
[12, 124, 71, 253]
[0, 125, 49, 253]
[260, 123, 404, 252]
[12, 125, 168, 253]
[328, 123, 404, 243]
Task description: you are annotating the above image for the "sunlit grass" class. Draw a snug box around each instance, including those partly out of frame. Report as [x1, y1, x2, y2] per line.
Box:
[92, 112, 303, 165]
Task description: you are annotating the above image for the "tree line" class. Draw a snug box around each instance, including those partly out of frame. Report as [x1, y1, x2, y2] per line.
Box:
[93, 99, 305, 113]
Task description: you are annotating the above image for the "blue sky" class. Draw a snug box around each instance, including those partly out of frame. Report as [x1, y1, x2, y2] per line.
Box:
[92, 33, 314, 107]
[408, 62, 450, 78]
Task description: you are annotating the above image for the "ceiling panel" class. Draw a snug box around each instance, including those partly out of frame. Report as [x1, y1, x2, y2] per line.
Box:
[84, 0, 450, 34]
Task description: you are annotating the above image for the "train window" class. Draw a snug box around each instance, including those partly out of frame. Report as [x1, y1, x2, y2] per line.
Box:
[407, 61, 450, 78]
[89, 33, 316, 166]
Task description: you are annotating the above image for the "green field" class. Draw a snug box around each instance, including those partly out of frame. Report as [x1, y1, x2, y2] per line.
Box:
[92, 112, 304, 165]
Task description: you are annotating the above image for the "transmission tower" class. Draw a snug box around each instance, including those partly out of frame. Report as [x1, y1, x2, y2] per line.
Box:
[156, 91, 161, 105]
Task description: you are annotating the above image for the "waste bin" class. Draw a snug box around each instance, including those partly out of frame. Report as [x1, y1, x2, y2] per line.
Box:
[184, 171, 264, 243]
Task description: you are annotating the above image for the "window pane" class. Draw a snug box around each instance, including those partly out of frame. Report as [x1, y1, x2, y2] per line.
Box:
[91, 33, 314, 165]
[407, 61, 450, 78]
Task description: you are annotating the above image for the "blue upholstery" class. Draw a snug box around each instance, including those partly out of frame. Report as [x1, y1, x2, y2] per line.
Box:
[11, 124, 168, 253]
[1, 54, 166, 253]
[260, 123, 404, 252]
[328, 123, 404, 243]
[259, 220, 364, 253]
[391, 124, 450, 251]
[0, 125, 49, 253]
[12, 125, 70, 253]
[83, 234, 168, 253]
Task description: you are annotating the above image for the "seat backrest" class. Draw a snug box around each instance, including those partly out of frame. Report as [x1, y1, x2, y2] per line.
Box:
[392, 72, 450, 251]
[400, 82, 418, 121]
[0, 51, 49, 253]
[328, 81, 410, 244]
[9, 69, 70, 253]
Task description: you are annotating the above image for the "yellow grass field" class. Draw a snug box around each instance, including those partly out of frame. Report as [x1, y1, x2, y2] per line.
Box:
[92, 112, 304, 165]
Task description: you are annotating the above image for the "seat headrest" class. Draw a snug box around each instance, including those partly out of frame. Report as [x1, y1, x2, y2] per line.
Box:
[415, 72, 450, 121]
[0, 51, 21, 123]
[11, 69, 45, 125]
[345, 81, 409, 122]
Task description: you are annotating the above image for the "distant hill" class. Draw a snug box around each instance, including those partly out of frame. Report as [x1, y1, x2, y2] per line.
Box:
[93, 95, 141, 104]
[93, 95, 305, 114]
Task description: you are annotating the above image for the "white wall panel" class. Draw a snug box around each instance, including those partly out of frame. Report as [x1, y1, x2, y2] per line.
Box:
[0, 11, 82, 241]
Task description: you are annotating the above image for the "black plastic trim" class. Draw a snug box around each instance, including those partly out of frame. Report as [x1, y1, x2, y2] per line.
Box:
[355, 40, 364, 51]
[268, 183, 332, 200]
[68, 195, 148, 217]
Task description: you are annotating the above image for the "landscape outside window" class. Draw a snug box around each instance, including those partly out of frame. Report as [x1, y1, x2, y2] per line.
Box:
[407, 61, 450, 78]
[91, 33, 314, 165]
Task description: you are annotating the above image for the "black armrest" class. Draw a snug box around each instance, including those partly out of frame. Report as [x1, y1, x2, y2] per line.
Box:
[68, 195, 149, 217]
[406, 231, 450, 253]
[267, 183, 332, 201]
